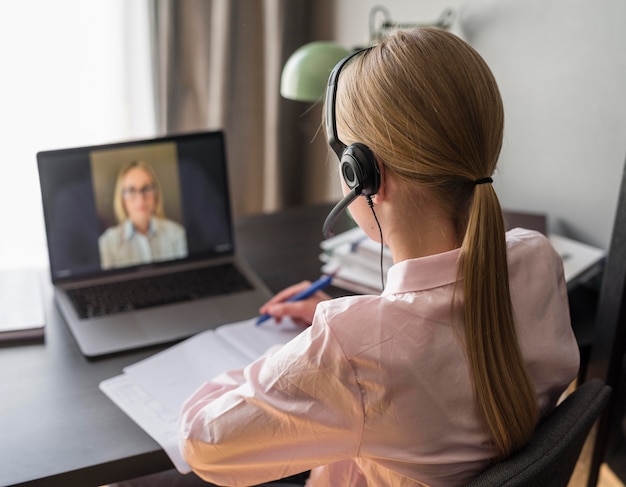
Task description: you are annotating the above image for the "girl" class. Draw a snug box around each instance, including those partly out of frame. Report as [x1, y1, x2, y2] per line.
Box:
[179, 28, 579, 486]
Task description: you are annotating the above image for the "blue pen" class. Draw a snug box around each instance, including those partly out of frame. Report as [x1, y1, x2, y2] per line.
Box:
[256, 274, 334, 326]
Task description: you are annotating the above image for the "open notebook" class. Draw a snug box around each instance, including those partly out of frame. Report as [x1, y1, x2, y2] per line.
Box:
[37, 131, 272, 357]
[100, 317, 302, 473]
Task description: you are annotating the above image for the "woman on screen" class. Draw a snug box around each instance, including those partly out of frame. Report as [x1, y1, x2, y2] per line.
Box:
[98, 160, 188, 269]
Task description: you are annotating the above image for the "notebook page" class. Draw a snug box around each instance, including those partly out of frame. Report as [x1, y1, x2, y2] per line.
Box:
[99, 374, 191, 473]
[123, 328, 248, 414]
[215, 318, 301, 360]
[122, 318, 301, 415]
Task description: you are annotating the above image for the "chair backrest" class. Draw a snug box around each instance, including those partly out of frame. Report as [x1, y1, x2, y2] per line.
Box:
[584, 157, 626, 486]
[464, 378, 611, 487]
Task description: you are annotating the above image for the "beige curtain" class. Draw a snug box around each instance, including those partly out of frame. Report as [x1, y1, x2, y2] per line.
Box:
[148, 0, 337, 217]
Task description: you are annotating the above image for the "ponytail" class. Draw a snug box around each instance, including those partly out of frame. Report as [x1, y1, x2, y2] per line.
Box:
[459, 183, 538, 458]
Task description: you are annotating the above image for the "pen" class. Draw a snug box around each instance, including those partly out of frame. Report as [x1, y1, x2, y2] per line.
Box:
[256, 274, 334, 326]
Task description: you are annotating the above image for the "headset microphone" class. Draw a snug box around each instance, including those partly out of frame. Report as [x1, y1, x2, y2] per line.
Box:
[322, 188, 358, 239]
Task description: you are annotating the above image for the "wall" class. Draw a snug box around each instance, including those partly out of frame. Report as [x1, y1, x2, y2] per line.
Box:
[327, 0, 626, 249]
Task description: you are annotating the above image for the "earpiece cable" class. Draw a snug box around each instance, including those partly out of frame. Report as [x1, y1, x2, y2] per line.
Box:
[366, 196, 385, 292]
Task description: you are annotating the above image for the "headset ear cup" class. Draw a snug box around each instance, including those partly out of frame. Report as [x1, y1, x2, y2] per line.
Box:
[340, 154, 360, 191]
[341, 142, 380, 196]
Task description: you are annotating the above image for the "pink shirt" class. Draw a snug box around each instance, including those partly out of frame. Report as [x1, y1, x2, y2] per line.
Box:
[179, 228, 580, 487]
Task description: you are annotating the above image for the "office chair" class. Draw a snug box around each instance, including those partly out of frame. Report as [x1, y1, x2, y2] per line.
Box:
[584, 157, 626, 486]
[464, 378, 611, 487]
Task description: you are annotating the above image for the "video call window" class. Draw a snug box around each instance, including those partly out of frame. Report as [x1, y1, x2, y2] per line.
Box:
[91, 142, 189, 270]
[38, 131, 234, 282]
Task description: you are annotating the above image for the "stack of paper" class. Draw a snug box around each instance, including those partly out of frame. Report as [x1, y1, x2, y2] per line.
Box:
[548, 234, 605, 288]
[100, 318, 302, 473]
[320, 227, 605, 293]
[319, 227, 392, 294]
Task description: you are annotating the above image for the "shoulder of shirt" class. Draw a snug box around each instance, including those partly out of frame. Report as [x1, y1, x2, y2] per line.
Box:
[315, 294, 385, 333]
[506, 227, 561, 264]
[506, 227, 552, 249]
[506, 226, 545, 239]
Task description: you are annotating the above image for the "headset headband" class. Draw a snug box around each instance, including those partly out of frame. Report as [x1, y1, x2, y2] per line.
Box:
[324, 47, 373, 161]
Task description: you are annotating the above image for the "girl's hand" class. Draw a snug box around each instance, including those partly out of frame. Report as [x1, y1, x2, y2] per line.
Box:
[259, 281, 331, 327]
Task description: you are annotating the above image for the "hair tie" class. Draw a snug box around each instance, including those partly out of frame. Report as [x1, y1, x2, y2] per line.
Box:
[474, 177, 493, 186]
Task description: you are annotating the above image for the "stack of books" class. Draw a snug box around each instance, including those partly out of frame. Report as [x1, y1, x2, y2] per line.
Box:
[319, 226, 605, 294]
[319, 227, 392, 294]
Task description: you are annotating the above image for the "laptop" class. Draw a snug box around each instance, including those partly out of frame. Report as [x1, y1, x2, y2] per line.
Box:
[37, 130, 272, 357]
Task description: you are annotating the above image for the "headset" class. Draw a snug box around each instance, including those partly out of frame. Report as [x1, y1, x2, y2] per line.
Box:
[322, 47, 380, 239]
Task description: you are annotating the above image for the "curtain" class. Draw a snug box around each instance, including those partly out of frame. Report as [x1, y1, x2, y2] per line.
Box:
[148, 0, 337, 217]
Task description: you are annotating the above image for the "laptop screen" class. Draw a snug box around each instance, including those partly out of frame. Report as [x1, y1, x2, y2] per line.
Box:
[37, 131, 234, 283]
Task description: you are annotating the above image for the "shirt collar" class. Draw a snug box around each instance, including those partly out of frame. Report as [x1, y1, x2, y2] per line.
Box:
[123, 218, 156, 241]
[382, 247, 461, 296]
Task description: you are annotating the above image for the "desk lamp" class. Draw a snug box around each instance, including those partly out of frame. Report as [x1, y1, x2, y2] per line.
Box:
[280, 6, 455, 102]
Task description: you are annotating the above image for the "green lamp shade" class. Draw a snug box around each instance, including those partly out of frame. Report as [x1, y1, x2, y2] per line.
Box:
[280, 41, 351, 102]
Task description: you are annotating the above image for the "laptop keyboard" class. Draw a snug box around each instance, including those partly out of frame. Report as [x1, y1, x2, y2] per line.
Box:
[67, 263, 254, 319]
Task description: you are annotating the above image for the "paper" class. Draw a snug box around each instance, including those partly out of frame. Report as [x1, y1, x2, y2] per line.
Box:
[0, 268, 45, 341]
[320, 227, 391, 294]
[548, 233, 605, 284]
[100, 374, 190, 473]
[216, 318, 301, 359]
[123, 328, 249, 413]
[100, 318, 302, 473]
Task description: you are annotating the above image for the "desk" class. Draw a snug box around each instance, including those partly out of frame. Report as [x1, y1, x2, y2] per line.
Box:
[0, 204, 352, 487]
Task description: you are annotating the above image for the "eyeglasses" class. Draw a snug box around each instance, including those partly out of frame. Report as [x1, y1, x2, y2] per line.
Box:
[122, 184, 156, 199]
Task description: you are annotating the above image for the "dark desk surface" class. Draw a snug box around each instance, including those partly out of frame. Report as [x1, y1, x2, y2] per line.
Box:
[0, 203, 352, 487]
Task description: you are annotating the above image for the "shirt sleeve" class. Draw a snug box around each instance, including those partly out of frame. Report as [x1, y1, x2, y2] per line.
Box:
[179, 315, 365, 487]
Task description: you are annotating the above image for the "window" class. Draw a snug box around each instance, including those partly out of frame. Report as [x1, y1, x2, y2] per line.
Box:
[0, 0, 154, 267]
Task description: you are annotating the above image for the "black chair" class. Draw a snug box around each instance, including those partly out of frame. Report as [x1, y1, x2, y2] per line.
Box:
[584, 157, 626, 486]
[464, 378, 611, 487]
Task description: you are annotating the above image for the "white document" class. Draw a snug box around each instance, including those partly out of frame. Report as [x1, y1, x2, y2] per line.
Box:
[0, 268, 45, 341]
[100, 318, 302, 473]
[548, 233, 605, 284]
[100, 374, 190, 473]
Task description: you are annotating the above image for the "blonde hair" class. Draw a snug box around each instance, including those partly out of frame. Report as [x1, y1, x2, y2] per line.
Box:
[113, 160, 165, 223]
[334, 28, 538, 458]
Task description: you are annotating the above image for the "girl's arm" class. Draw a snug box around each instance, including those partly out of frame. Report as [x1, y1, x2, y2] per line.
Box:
[179, 318, 363, 487]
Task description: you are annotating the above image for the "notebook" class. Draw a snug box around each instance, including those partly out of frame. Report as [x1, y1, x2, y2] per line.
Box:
[37, 130, 272, 357]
